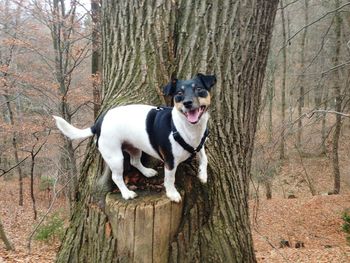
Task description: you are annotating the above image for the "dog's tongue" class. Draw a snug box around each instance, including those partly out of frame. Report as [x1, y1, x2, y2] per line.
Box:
[186, 109, 200, 123]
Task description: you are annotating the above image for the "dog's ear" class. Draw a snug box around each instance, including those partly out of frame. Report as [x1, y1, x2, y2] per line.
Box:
[197, 73, 217, 91]
[163, 77, 177, 96]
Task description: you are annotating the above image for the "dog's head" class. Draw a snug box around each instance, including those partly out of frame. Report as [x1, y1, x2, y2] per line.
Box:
[163, 73, 216, 124]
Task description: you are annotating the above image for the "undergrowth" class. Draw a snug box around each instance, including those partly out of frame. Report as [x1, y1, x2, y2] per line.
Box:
[35, 212, 65, 241]
[341, 211, 350, 244]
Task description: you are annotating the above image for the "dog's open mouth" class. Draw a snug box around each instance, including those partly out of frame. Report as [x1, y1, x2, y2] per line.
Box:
[184, 106, 206, 124]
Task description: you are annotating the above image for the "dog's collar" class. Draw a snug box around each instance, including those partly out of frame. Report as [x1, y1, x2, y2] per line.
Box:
[171, 119, 209, 159]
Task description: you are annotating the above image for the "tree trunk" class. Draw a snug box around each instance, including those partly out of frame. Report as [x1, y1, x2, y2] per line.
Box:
[50, 0, 80, 208]
[297, 0, 309, 148]
[91, 0, 102, 118]
[0, 216, 14, 251]
[265, 180, 272, 200]
[321, 90, 328, 155]
[279, 0, 287, 160]
[268, 64, 275, 144]
[4, 94, 23, 206]
[332, 0, 342, 194]
[56, 0, 278, 262]
[30, 151, 38, 220]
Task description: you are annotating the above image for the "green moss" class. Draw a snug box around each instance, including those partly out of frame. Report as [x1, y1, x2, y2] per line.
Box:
[35, 212, 65, 241]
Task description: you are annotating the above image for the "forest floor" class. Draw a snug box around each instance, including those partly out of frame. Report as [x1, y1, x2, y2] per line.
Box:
[252, 195, 350, 262]
[0, 177, 65, 263]
[1, 152, 350, 262]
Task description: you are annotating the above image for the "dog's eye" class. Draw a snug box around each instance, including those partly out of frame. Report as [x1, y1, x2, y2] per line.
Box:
[177, 91, 183, 95]
[174, 94, 184, 102]
[197, 90, 208, 98]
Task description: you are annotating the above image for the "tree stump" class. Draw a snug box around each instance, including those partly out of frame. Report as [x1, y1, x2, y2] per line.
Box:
[105, 192, 183, 263]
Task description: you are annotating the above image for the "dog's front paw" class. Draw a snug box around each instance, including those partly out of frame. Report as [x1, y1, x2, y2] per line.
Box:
[143, 168, 158, 178]
[198, 170, 207, 184]
[121, 190, 137, 200]
[166, 189, 182, 203]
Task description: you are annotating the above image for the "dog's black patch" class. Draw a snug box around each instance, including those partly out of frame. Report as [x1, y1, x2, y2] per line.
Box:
[146, 107, 175, 170]
[162, 74, 216, 98]
[91, 112, 106, 148]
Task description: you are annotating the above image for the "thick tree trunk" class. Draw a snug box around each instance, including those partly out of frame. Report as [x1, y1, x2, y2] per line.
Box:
[57, 0, 278, 262]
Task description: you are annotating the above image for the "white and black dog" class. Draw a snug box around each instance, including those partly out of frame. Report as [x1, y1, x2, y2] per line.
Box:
[53, 73, 216, 202]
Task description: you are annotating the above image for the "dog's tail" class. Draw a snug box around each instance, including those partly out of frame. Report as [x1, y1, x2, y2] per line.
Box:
[53, 116, 94, 140]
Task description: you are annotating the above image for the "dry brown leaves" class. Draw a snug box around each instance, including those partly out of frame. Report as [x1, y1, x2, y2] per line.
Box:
[252, 195, 350, 262]
[0, 177, 65, 263]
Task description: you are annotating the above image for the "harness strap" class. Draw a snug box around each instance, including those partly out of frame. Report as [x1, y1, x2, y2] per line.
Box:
[171, 120, 209, 159]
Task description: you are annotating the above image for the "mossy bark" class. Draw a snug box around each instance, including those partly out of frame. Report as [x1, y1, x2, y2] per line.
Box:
[56, 1, 278, 262]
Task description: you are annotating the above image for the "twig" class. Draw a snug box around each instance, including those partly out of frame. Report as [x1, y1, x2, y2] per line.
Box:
[279, 2, 350, 53]
[0, 93, 23, 108]
[306, 109, 350, 119]
[321, 60, 350, 76]
[277, 0, 301, 11]
[0, 155, 30, 177]
[294, 144, 316, 196]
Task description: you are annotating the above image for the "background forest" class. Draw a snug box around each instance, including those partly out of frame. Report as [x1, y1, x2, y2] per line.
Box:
[1, 0, 350, 262]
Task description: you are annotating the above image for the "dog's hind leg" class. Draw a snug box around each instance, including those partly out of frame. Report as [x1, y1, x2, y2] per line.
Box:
[128, 150, 158, 178]
[104, 151, 137, 200]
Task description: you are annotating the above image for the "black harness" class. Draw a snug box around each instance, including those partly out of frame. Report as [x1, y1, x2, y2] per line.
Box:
[154, 106, 209, 161]
[171, 118, 209, 160]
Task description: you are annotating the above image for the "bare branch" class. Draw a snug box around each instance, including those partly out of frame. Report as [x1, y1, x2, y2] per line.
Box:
[0, 155, 29, 177]
[321, 60, 350, 76]
[277, 0, 301, 11]
[306, 109, 350, 118]
[279, 2, 350, 52]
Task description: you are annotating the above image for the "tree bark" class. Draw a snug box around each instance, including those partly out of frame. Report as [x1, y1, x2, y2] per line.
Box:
[57, 0, 278, 262]
[321, 90, 328, 155]
[297, 0, 309, 148]
[4, 95, 23, 206]
[91, 0, 102, 118]
[50, 0, 80, 208]
[0, 216, 14, 251]
[332, 0, 342, 194]
[279, 0, 287, 160]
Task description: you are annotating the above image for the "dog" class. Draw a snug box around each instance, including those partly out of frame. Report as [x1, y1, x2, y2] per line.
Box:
[53, 73, 216, 202]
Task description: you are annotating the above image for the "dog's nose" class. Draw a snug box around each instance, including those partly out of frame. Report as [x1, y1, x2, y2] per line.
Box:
[183, 100, 193, 109]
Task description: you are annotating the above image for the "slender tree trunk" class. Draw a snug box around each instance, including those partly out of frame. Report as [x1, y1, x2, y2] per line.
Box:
[50, 0, 79, 208]
[57, 1, 278, 262]
[266, 63, 275, 199]
[0, 216, 14, 251]
[265, 180, 272, 200]
[91, 0, 102, 118]
[268, 67, 275, 143]
[4, 94, 23, 206]
[30, 151, 38, 220]
[279, 0, 287, 160]
[321, 90, 328, 155]
[332, 0, 342, 194]
[297, 0, 309, 148]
